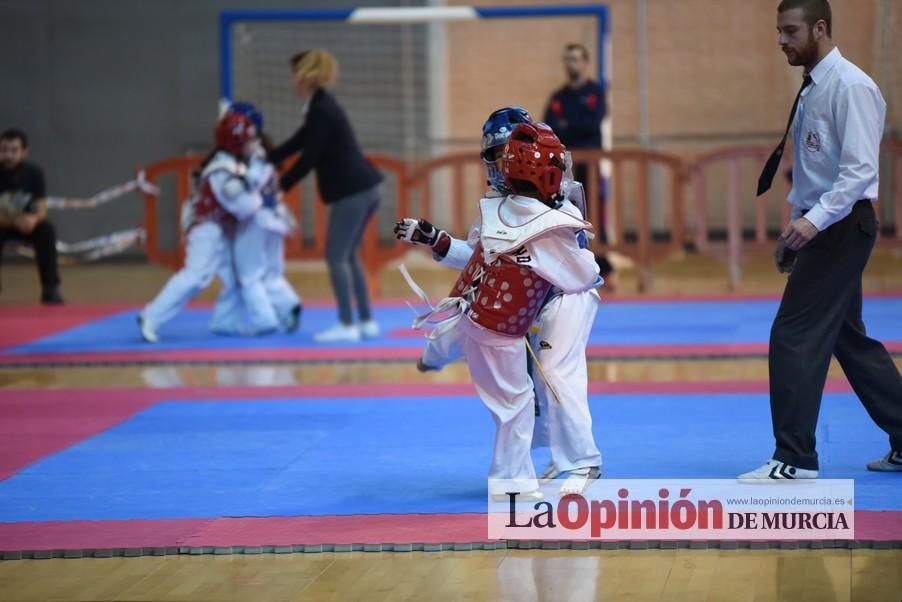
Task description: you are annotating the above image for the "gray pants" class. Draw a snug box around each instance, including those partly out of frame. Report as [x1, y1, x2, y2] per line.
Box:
[325, 185, 380, 325]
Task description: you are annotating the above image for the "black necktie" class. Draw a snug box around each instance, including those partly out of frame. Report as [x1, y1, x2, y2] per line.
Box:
[757, 75, 812, 196]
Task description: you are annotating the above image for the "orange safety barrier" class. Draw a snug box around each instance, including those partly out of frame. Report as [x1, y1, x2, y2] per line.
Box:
[139, 149, 691, 293]
[689, 139, 902, 290]
[886, 139, 902, 241]
[141, 155, 204, 270]
[571, 148, 689, 291]
[690, 145, 784, 290]
[138, 154, 409, 294]
[139, 140, 899, 293]
[406, 151, 482, 238]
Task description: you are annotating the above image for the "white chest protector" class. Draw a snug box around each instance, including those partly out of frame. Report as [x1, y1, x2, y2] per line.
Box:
[201, 152, 245, 179]
[478, 195, 592, 263]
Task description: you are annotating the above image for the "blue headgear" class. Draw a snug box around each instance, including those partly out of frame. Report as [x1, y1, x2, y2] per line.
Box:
[228, 101, 264, 133]
[480, 106, 532, 194]
[229, 101, 277, 206]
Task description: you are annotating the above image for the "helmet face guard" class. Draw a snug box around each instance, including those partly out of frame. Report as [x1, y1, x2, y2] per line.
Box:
[558, 150, 575, 209]
[501, 122, 568, 207]
[480, 106, 532, 194]
[483, 155, 508, 196]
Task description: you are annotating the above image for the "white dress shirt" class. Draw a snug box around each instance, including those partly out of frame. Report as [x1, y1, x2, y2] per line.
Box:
[789, 47, 886, 230]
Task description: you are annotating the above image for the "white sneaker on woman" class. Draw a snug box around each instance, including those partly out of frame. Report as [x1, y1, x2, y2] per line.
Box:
[359, 320, 380, 339]
[314, 322, 360, 343]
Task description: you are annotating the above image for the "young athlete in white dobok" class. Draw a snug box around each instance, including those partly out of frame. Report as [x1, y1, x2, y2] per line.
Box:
[395, 109, 604, 496]
[208, 102, 302, 336]
[397, 121, 600, 499]
[139, 112, 272, 342]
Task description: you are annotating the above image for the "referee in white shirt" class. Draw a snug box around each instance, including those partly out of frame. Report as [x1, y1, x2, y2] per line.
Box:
[740, 0, 902, 481]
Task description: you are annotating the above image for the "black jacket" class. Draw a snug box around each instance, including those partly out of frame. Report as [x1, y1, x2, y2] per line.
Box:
[269, 88, 382, 203]
[0, 161, 46, 216]
[543, 80, 606, 150]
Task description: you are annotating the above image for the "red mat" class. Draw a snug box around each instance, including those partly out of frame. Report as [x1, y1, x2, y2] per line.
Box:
[0, 518, 212, 552]
[0, 390, 160, 481]
[0, 304, 129, 350]
[1, 511, 899, 556]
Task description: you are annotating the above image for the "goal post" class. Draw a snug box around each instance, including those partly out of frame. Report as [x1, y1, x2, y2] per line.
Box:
[219, 4, 610, 156]
[219, 5, 609, 102]
[218, 4, 611, 241]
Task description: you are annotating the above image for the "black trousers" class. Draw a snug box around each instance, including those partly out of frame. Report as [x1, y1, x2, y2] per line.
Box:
[0, 220, 61, 291]
[769, 200, 902, 470]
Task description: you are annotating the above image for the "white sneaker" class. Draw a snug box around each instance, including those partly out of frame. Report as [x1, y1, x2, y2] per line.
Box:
[313, 322, 360, 343]
[138, 314, 159, 343]
[867, 451, 902, 472]
[560, 466, 602, 495]
[491, 490, 544, 503]
[737, 459, 818, 482]
[359, 319, 380, 339]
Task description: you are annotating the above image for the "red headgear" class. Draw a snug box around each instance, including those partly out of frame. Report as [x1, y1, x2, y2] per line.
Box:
[215, 112, 257, 156]
[501, 122, 567, 206]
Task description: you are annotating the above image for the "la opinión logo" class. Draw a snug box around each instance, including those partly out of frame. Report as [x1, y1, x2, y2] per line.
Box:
[504, 487, 723, 537]
[498, 487, 851, 538]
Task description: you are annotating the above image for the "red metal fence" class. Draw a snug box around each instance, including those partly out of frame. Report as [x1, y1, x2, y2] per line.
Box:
[139, 141, 901, 292]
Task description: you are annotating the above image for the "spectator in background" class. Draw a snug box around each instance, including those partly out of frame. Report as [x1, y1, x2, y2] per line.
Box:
[544, 44, 606, 164]
[269, 49, 383, 343]
[0, 129, 63, 304]
[543, 44, 615, 288]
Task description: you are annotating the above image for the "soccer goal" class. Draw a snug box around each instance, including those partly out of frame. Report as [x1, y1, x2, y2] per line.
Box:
[217, 4, 610, 255]
[219, 4, 610, 160]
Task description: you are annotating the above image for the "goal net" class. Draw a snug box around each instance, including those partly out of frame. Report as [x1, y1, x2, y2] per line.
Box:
[222, 5, 610, 239]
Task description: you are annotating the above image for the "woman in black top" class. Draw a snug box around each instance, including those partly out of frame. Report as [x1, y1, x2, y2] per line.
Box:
[269, 49, 382, 343]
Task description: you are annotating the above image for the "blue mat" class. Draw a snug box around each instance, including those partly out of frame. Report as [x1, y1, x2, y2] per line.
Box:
[0, 392, 896, 522]
[5, 297, 902, 355]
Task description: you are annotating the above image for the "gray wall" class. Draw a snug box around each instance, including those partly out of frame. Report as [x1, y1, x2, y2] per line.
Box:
[0, 0, 407, 251]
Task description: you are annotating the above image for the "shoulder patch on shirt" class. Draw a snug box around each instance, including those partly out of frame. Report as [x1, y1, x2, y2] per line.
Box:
[805, 130, 822, 152]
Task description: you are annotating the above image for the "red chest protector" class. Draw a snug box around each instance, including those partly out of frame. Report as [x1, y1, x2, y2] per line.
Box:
[183, 159, 240, 235]
[449, 243, 552, 337]
[192, 178, 237, 231]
